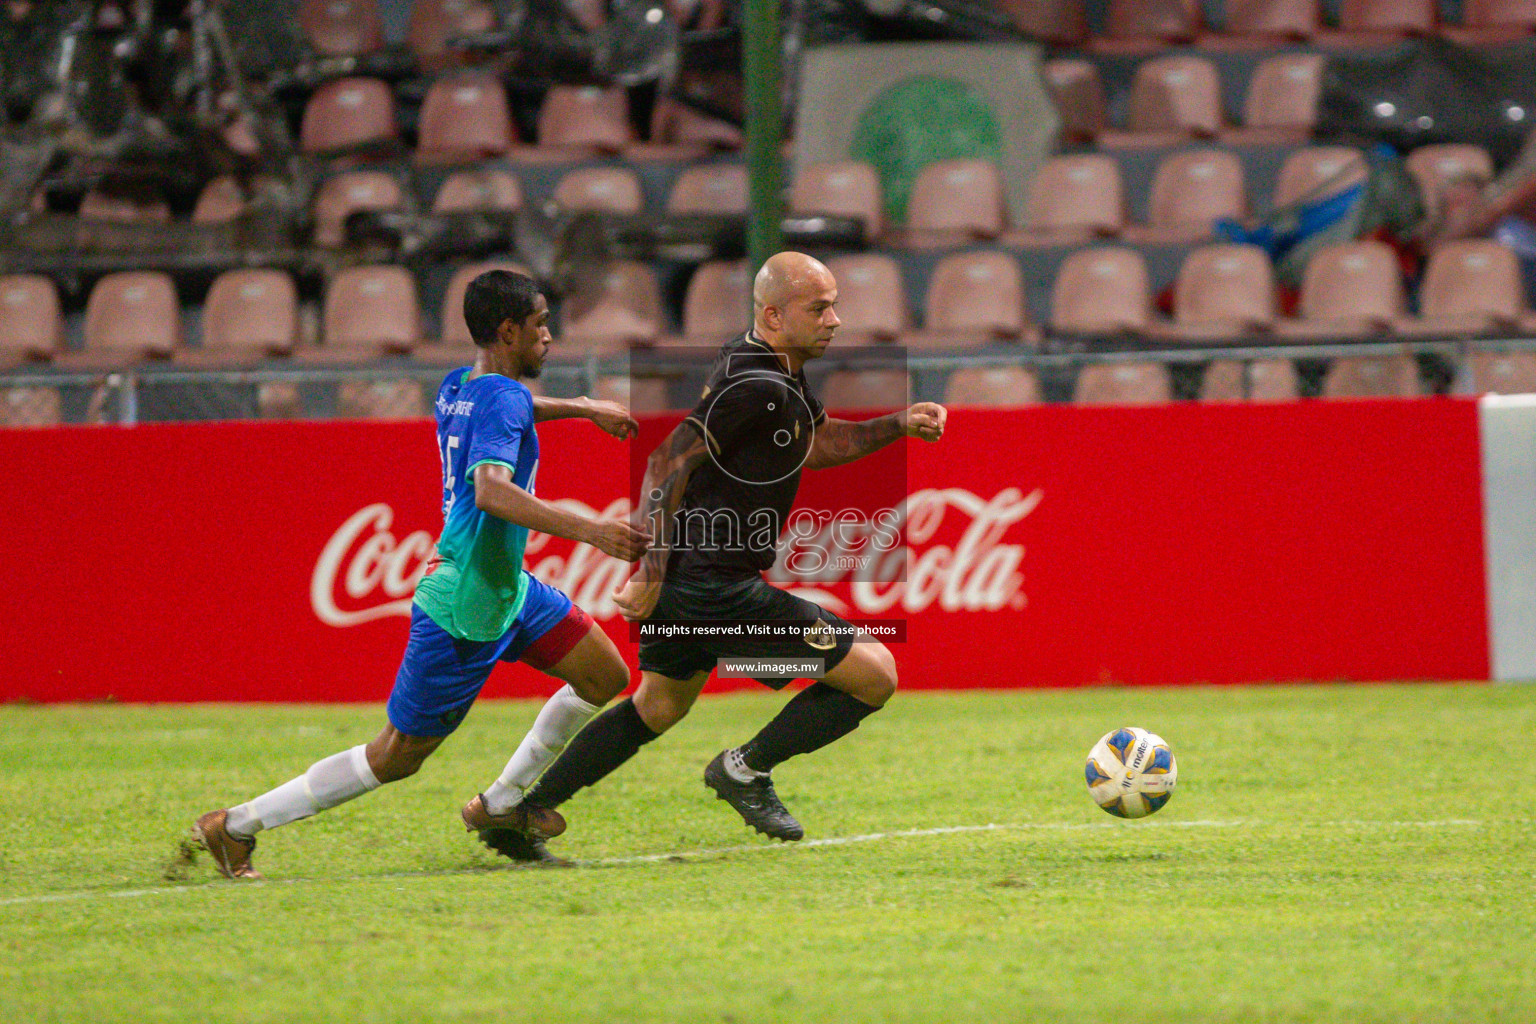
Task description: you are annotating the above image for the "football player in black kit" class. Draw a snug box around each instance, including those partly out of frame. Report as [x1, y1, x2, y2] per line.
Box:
[492, 251, 946, 862]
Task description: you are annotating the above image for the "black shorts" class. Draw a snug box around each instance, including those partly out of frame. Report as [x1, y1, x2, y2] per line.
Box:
[638, 576, 856, 689]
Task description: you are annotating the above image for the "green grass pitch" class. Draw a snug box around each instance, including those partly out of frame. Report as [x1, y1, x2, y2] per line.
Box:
[2, 683, 1533, 1023]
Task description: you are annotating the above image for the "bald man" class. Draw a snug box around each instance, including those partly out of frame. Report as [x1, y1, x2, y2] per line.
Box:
[493, 252, 946, 861]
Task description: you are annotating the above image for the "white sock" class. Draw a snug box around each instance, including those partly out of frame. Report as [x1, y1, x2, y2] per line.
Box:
[226, 744, 381, 836]
[723, 747, 766, 783]
[482, 685, 603, 814]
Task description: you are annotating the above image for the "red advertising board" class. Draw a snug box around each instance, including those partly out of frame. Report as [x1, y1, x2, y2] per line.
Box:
[0, 399, 1489, 703]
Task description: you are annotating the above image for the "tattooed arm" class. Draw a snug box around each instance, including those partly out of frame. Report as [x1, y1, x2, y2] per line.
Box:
[805, 402, 948, 470]
[611, 419, 712, 621]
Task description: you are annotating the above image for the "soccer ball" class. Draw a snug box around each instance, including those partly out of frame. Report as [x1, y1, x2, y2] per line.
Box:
[1084, 727, 1177, 819]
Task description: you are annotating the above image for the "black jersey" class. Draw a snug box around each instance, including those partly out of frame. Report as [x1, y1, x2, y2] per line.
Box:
[668, 332, 827, 583]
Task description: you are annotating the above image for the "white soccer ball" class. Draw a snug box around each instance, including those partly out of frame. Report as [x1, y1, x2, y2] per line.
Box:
[1084, 727, 1177, 819]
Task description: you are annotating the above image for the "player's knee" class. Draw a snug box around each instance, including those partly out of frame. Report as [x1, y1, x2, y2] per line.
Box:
[633, 688, 692, 733]
[366, 738, 435, 784]
[861, 644, 899, 707]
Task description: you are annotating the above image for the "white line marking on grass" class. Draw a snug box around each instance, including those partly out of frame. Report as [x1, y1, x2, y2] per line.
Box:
[0, 818, 1493, 909]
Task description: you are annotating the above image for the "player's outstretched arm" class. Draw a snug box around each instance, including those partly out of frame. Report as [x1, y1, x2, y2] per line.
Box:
[805, 402, 947, 469]
[530, 395, 638, 439]
[472, 463, 650, 561]
[612, 420, 711, 621]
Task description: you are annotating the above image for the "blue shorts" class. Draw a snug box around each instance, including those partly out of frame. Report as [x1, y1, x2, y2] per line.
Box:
[386, 575, 594, 737]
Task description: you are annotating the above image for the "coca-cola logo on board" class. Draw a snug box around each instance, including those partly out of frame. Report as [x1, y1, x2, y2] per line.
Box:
[310, 489, 1042, 627]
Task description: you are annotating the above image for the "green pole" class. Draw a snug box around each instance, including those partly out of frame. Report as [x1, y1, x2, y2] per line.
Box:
[743, 0, 783, 277]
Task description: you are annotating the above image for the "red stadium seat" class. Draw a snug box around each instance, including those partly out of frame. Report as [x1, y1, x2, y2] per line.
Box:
[434, 260, 531, 347]
[824, 254, 908, 342]
[1464, 352, 1536, 394]
[300, 78, 396, 156]
[337, 379, 429, 419]
[417, 74, 515, 163]
[919, 251, 1031, 345]
[1225, 53, 1324, 146]
[1277, 240, 1406, 339]
[74, 272, 180, 365]
[408, 0, 497, 70]
[1209, 0, 1319, 43]
[1272, 146, 1368, 209]
[1050, 247, 1155, 336]
[1445, 0, 1536, 43]
[320, 266, 420, 355]
[298, 0, 383, 56]
[820, 369, 910, 412]
[1073, 362, 1173, 405]
[1321, 0, 1436, 44]
[0, 385, 62, 427]
[1101, 55, 1222, 148]
[666, 163, 748, 216]
[1011, 154, 1124, 246]
[536, 86, 634, 157]
[788, 161, 884, 240]
[942, 366, 1043, 407]
[432, 168, 523, 213]
[1041, 59, 1106, 144]
[1123, 150, 1247, 244]
[902, 160, 1005, 247]
[1095, 0, 1201, 52]
[640, 97, 744, 160]
[996, 0, 1089, 43]
[185, 270, 299, 365]
[1321, 355, 1421, 397]
[312, 170, 405, 247]
[562, 261, 664, 350]
[1398, 240, 1533, 337]
[552, 167, 644, 214]
[1169, 244, 1277, 342]
[0, 274, 62, 363]
[682, 260, 752, 340]
[1200, 359, 1300, 402]
[193, 176, 251, 224]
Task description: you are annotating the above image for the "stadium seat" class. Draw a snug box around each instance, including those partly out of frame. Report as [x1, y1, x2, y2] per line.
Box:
[820, 369, 910, 412]
[298, 0, 383, 56]
[1406, 144, 1494, 223]
[1271, 146, 1368, 209]
[416, 74, 515, 163]
[320, 266, 420, 356]
[902, 160, 1005, 247]
[1169, 244, 1277, 342]
[1278, 240, 1406, 339]
[1051, 247, 1155, 336]
[336, 379, 429, 420]
[312, 170, 406, 247]
[1200, 359, 1300, 402]
[1011, 154, 1124, 246]
[1320, 0, 1435, 44]
[640, 97, 744, 160]
[562, 261, 664, 350]
[1398, 240, 1533, 337]
[666, 163, 748, 216]
[1101, 55, 1222, 148]
[1041, 59, 1106, 144]
[1444, 0, 1536, 43]
[299, 78, 396, 156]
[1463, 352, 1536, 394]
[407, 0, 497, 70]
[536, 86, 634, 157]
[183, 270, 299, 366]
[79, 187, 170, 223]
[193, 176, 250, 224]
[1321, 354, 1422, 397]
[996, 0, 1089, 44]
[593, 375, 672, 414]
[72, 272, 180, 365]
[942, 365, 1043, 407]
[431, 168, 523, 213]
[1095, 0, 1201, 52]
[824, 254, 908, 342]
[565, 0, 608, 32]
[432, 260, 531, 348]
[1123, 149, 1247, 244]
[0, 274, 62, 363]
[551, 167, 644, 215]
[1224, 53, 1325, 146]
[0, 385, 62, 427]
[1072, 362, 1174, 405]
[788, 161, 884, 240]
[1206, 0, 1319, 44]
[919, 251, 1031, 346]
[681, 260, 752, 340]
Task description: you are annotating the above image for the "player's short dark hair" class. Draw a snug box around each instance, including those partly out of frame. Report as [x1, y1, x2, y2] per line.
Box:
[463, 270, 541, 347]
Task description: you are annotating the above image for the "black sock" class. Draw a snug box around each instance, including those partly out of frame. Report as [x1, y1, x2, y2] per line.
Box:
[739, 683, 880, 774]
[523, 697, 660, 809]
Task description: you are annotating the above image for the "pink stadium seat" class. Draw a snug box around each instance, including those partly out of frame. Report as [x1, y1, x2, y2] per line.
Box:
[639, 98, 743, 160]
[1123, 150, 1247, 244]
[996, 0, 1089, 43]
[0, 274, 62, 362]
[666, 163, 748, 216]
[416, 74, 515, 163]
[593, 375, 672, 414]
[1272, 147, 1368, 209]
[1322, 0, 1436, 44]
[298, 0, 383, 56]
[193, 176, 250, 224]
[0, 385, 62, 427]
[1398, 240, 1533, 337]
[69, 272, 180, 366]
[1200, 359, 1299, 402]
[432, 168, 523, 214]
[1050, 247, 1154, 336]
[1096, 0, 1201, 52]
[820, 369, 910, 412]
[942, 366, 1043, 407]
[919, 252, 1031, 346]
[1211, 0, 1319, 42]
[300, 78, 396, 155]
[552, 167, 644, 214]
[311, 170, 405, 248]
[682, 260, 752, 340]
[789, 161, 884, 240]
[902, 159, 1005, 247]
[1464, 352, 1536, 394]
[1406, 145, 1495, 223]
[824, 254, 908, 342]
[536, 86, 634, 157]
[1169, 244, 1278, 342]
[79, 187, 170, 224]
[1321, 355, 1421, 398]
[1073, 362, 1174, 405]
[1041, 59, 1106, 144]
[321, 266, 420, 355]
[1225, 53, 1324, 145]
[564, 0, 608, 32]
[186, 270, 299, 365]
[1102, 55, 1222, 148]
[337, 379, 428, 419]
[1278, 240, 1406, 339]
[1012, 154, 1124, 246]
[407, 0, 497, 69]
[562, 261, 664, 350]
[1445, 1, 1536, 42]
[434, 260, 531, 347]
